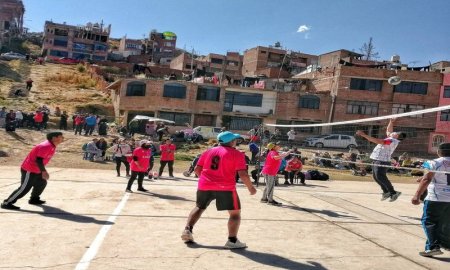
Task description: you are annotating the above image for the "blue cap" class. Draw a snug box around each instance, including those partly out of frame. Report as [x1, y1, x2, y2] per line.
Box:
[217, 131, 242, 144]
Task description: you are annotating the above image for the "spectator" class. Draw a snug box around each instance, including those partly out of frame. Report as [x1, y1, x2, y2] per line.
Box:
[284, 156, 305, 185]
[74, 114, 85, 135]
[59, 111, 68, 130]
[287, 129, 297, 146]
[145, 121, 156, 138]
[96, 138, 108, 160]
[15, 110, 23, 128]
[0, 107, 6, 128]
[33, 110, 44, 131]
[111, 139, 131, 177]
[158, 138, 176, 179]
[26, 78, 33, 91]
[86, 138, 102, 161]
[42, 111, 49, 129]
[84, 113, 97, 136]
[128, 120, 139, 136]
[157, 126, 169, 141]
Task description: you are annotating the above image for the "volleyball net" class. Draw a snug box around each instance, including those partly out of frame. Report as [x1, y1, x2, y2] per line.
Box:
[260, 104, 450, 175]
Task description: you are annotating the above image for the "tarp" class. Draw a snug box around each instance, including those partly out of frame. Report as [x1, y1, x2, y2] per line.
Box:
[132, 115, 175, 123]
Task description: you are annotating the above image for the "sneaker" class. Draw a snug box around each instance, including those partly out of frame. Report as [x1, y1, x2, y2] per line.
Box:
[267, 200, 282, 206]
[389, 191, 402, 202]
[381, 192, 391, 201]
[125, 189, 133, 193]
[181, 229, 194, 243]
[137, 187, 148, 192]
[283, 182, 290, 185]
[1, 202, 20, 210]
[28, 199, 46, 205]
[224, 239, 247, 249]
[300, 182, 306, 186]
[260, 198, 268, 203]
[419, 248, 443, 257]
[153, 172, 158, 180]
[126, 174, 131, 177]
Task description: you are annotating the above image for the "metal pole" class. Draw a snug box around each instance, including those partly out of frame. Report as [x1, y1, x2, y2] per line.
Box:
[255, 124, 264, 187]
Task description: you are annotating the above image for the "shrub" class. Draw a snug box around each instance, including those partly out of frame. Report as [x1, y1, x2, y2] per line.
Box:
[77, 64, 86, 73]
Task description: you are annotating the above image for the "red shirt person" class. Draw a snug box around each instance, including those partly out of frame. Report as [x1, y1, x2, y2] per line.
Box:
[1, 132, 64, 210]
[126, 140, 152, 192]
[181, 131, 257, 249]
[158, 138, 176, 179]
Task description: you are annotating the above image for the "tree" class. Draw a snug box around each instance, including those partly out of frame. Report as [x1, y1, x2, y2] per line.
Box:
[359, 37, 379, 60]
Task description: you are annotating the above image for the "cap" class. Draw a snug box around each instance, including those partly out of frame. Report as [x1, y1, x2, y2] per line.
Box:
[140, 139, 151, 146]
[267, 141, 281, 150]
[217, 131, 241, 144]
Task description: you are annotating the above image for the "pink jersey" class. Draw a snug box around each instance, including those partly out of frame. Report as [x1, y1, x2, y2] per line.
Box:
[197, 146, 247, 191]
[262, 150, 281, 176]
[160, 143, 176, 161]
[130, 147, 151, 172]
[21, 140, 56, 173]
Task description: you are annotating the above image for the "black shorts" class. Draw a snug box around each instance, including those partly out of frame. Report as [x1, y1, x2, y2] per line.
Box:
[196, 190, 241, 211]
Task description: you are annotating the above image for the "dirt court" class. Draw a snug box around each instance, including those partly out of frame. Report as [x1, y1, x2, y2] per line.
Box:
[0, 166, 449, 270]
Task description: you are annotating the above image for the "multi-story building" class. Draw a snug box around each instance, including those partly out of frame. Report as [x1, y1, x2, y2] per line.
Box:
[142, 30, 177, 65]
[117, 36, 142, 57]
[42, 21, 111, 61]
[171, 51, 244, 84]
[294, 49, 443, 154]
[0, 0, 24, 45]
[429, 73, 450, 153]
[242, 45, 318, 78]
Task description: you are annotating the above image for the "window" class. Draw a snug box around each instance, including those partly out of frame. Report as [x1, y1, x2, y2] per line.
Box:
[226, 92, 263, 107]
[163, 83, 187, 99]
[49, 50, 68, 57]
[350, 78, 382, 91]
[341, 135, 351, 140]
[392, 104, 424, 118]
[94, 44, 107, 51]
[401, 127, 418, 138]
[440, 110, 450, 121]
[229, 117, 262, 130]
[158, 112, 191, 125]
[325, 135, 339, 140]
[444, 86, 450, 98]
[126, 82, 146, 96]
[432, 135, 445, 147]
[211, 58, 223, 65]
[394, 81, 428, 95]
[197, 85, 220, 101]
[347, 101, 379, 115]
[299, 95, 320, 109]
[53, 39, 68, 47]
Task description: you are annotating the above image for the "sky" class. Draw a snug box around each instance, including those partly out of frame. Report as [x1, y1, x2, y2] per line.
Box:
[22, 0, 450, 66]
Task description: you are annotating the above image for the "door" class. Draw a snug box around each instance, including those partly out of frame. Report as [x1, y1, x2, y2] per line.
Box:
[194, 114, 215, 127]
[323, 135, 339, 148]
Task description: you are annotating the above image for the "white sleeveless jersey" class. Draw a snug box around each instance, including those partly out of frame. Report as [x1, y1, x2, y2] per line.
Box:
[424, 157, 450, 202]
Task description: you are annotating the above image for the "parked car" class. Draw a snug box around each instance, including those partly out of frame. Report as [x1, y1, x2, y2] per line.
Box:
[0, 52, 26, 61]
[56, 57, 80, 65]
[303, 134, 358, 149]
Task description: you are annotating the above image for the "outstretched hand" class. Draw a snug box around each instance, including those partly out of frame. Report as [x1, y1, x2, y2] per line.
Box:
[355, 130, 366, 137]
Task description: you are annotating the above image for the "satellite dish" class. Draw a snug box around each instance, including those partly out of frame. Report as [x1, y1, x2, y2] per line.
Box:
[388, 76, 402, 85]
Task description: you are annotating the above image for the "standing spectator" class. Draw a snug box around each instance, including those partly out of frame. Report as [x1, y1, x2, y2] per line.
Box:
[287, 128, 297, 146]
[248, 125, 260, 143]
[157, 126, 169, 141]
[1, 132, 64, 210]
[5, 109, 16, 131]
[111, 139, 131, 177]
[158, 138, 176, 179]
[59, 111, 68, 130]
[15, 110, 23, 128]
[42, 111, 49, 129]
[260, 142, 291, 205]
[74, 114, 85, 135]
[26, 78, 33, 91]
[98, 119, 108, 136]
[145, 121, 156, 138]
[84, 113, 97, 136]
[0, 107, 7, 128]
[72, 114, 77, 130]
[248, 142, 259, 164]
[128, 120, 139, 136]
[126, 140, 152, 192]
[356, 118, 405, 202]
[180, 131, 257, 248]
[412, 143, 450, 257]
[33, 110, 44, 131]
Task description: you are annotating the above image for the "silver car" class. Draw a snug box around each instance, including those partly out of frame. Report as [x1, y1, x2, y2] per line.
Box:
[0, 52, 26, 61]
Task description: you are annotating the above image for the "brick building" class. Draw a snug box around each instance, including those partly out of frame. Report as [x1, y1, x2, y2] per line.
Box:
[294, 49, 443, 154]
[117, 36, 142, 57]
[429, 73, 450, 153]
[142, 30, 177, 65]
[242, 45, 318, 78]
[42, 21, 111, 61]
[0, 0, 24, 45]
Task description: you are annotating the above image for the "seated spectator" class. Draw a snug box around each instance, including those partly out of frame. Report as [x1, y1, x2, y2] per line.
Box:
[284, 156, 306, 185]
[86, 138, 103, 161]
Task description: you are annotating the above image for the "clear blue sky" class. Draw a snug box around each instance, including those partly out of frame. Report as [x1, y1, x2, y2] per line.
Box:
[23, 0, 449, 65]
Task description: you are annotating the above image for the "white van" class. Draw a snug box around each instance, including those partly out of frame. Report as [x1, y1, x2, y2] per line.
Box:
[303, 134, 358, 149]
[193, 126, 223, 140]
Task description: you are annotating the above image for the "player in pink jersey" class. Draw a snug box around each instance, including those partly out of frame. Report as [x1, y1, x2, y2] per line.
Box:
[181, 131, 257, 249]
[126, 140, 152, 193]
[2, 132, 64, 210]
[158, 138, 176, 179]
[261, 142, 291, 206]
